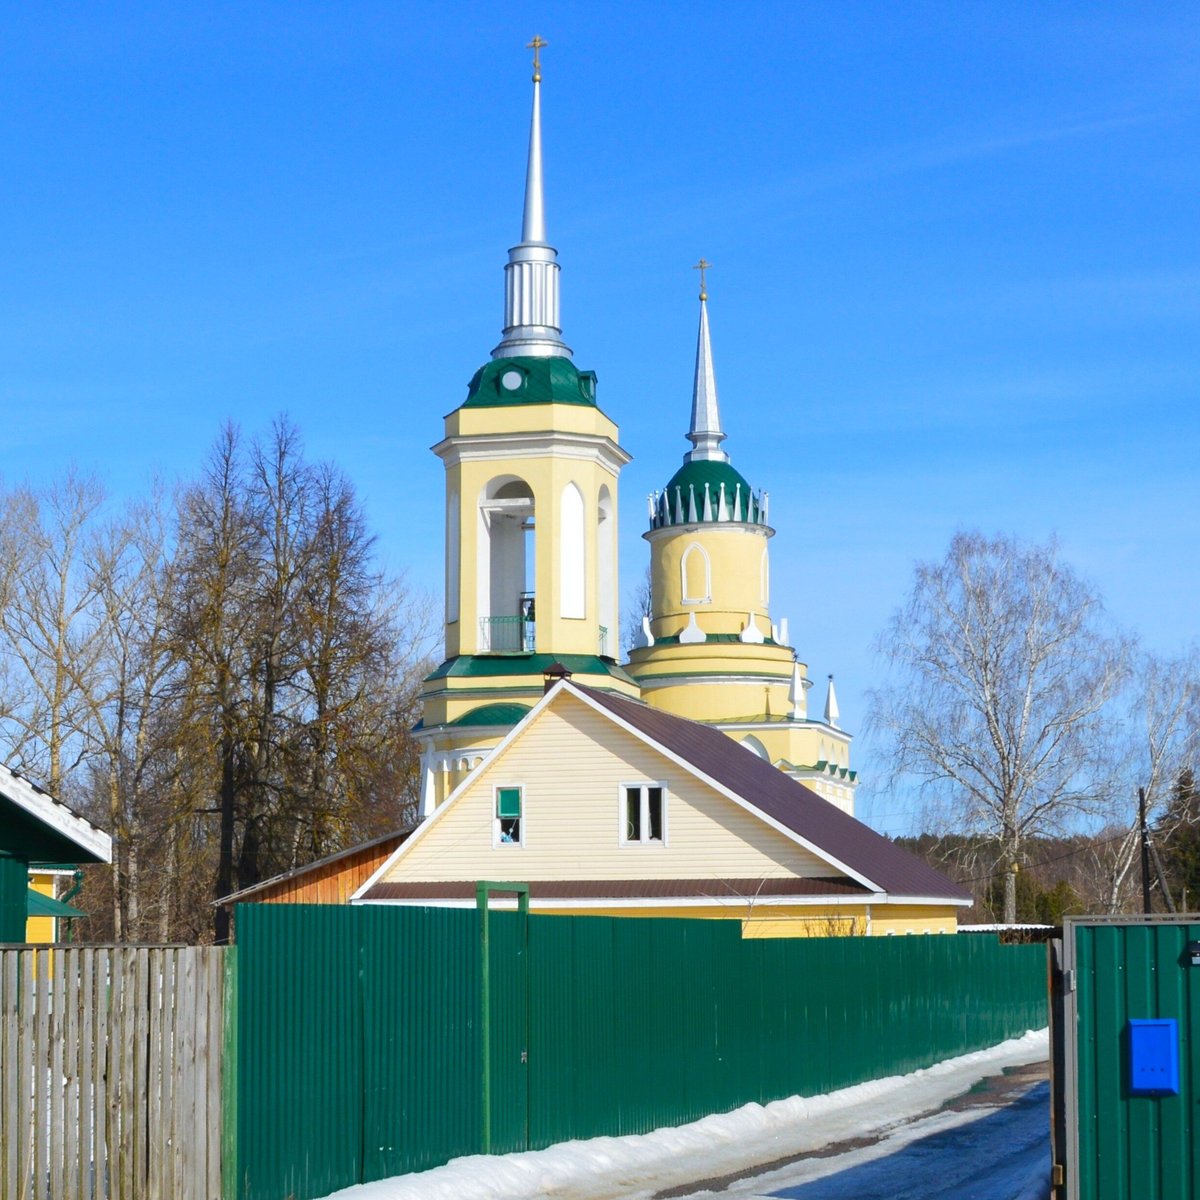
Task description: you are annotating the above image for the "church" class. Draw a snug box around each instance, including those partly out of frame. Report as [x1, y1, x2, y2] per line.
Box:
[225, 44, 968, 935]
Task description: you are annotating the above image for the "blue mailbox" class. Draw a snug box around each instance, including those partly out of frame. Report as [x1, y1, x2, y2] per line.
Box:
[1128, 1018, 1180, 1096]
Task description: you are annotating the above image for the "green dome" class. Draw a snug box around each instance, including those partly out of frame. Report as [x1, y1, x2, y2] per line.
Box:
[463, 356, 598, 408]
[653, 458, 765, 528]
[447, 702, 532, 729]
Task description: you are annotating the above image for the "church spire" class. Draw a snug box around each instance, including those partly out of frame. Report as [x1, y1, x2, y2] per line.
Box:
[685, 259, 728, 463]
[493, 36, 571, 360]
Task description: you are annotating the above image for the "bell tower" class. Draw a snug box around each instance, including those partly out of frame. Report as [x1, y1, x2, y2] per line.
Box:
[415, 40, 638, 817]
[626, 270, 857, 814]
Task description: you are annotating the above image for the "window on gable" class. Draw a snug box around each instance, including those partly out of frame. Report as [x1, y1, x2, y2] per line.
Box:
[496, 786, 522, 844]
[623, 784, 665, 844]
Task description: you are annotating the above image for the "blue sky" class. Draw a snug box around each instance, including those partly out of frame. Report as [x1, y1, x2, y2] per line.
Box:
[2, 4, 1197, 833]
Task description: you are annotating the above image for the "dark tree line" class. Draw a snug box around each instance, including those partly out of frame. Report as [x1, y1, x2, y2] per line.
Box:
[0, 420, 434, 942]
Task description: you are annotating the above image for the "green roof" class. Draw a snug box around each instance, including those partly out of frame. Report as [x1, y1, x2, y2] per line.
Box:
[27, 888, 85, 918]
[448, 702, 532, 728]
[462, 356, 598, 408]
[426, 653, 637, 685]
[653, 459, 764, 527]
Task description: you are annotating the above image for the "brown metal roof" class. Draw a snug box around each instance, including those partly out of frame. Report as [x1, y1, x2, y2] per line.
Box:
[572, 684, 971, 902]
[361, 877, 871, 902]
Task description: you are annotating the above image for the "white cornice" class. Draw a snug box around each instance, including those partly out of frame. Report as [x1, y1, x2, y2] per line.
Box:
[432, 431, 631, 474]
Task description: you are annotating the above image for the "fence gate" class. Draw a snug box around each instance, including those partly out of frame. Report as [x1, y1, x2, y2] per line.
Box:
[0, 944, 226, 1200]
[1058, 916, 1200, 1200]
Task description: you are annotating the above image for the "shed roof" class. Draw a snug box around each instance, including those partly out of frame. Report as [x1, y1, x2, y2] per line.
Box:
[0, 763, 111, 865]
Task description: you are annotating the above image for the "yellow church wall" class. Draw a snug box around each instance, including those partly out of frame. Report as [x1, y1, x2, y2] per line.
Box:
[445, 400, 620, 441]
[386, 692, 836, 884]
[443, 455, 620, 659]
[636, 673, 793, 723]
[648, 524, 773, 637]
[438, 399, 627, 661]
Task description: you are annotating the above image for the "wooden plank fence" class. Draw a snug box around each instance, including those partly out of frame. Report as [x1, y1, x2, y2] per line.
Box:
[0, 945, 226, 1200]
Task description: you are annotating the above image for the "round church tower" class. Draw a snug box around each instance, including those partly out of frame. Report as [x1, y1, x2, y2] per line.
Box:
[626, 271, 857, 813]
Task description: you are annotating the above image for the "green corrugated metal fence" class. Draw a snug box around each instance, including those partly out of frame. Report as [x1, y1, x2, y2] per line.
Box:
[1064, 917, 1200, 1200]
[232, 905, 1047, 1200]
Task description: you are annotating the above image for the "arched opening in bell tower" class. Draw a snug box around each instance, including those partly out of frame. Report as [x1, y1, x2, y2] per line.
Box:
[478, 475, 536, 652]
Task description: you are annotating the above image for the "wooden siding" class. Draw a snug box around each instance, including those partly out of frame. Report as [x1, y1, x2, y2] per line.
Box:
[254, 840, 400, 905]
[387, 691, 834, 883]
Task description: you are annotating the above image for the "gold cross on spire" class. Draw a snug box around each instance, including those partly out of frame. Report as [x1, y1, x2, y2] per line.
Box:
[693, 257, 712, 301]
[527, 34, 547, 82]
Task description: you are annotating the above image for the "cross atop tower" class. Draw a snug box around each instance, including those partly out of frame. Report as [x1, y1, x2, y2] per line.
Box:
[527, 34, 547, 81]
[693, 257, 712, 301]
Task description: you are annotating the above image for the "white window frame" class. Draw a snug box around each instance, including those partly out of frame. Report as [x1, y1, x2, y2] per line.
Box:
[493, 784, 525, 848]
[619, 781, 668, 846]
[680, 542, 711, 605]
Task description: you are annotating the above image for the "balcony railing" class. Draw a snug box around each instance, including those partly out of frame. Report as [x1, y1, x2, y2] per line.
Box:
[479, 604, 535, 654]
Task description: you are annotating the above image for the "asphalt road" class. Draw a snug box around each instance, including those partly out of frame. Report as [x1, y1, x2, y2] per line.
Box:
[656, 1062, 1050, 1200]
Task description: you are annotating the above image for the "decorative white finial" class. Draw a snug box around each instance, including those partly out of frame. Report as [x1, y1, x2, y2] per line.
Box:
[493, 38, 571, 360]
[685, 261, 729, 463]
[789, 660, 806, 718]
[824, 674, 840, 728]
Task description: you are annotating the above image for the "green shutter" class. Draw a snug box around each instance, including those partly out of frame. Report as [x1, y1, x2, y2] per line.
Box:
[496, 788, 522, 819]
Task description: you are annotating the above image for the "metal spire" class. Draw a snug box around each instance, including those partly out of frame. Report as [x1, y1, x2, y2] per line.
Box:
[685, 259, 728, 462]
[493, 36, 571, 359]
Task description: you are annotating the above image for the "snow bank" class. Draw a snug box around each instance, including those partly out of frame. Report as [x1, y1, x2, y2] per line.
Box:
[321, 1028, 1049, 1200]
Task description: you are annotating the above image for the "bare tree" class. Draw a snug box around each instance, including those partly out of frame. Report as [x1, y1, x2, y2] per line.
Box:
[621, 566, 653, 657]
[1098, 647, 1200, 911]
[869, 531, 1130, 923]
[0, 470, 108, 794]
[170, 419, 435, 941]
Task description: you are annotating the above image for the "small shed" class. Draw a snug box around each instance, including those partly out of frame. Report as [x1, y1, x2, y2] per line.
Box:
[0, 764, 111, 943]
[216, 829, 412, 913]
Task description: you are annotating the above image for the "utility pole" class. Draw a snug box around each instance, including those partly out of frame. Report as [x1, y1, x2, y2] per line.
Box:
[1139, 787, 1153, 915]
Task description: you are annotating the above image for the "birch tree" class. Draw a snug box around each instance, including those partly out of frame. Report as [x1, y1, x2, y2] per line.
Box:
[869, 531, 1129, 923]
[1098, 648, 1200, 911]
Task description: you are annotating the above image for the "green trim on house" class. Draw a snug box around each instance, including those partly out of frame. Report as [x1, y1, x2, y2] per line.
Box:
[462, 356, 599, 409]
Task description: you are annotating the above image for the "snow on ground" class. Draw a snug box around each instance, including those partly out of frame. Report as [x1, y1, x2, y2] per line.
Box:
[674, 1076, 1050, 1199]
[321, 1029, 1049, 1200]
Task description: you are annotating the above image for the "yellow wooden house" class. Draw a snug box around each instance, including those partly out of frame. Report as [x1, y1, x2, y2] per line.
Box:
[356, 676, 969, 935]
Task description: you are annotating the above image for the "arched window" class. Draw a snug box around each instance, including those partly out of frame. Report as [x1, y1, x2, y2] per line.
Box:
[760, 547, 770, 608]
[478, 476, 535, 651]
[560, 482, 586, 619]
[741, 735, 770, 760]
[680, 542, 711, 605]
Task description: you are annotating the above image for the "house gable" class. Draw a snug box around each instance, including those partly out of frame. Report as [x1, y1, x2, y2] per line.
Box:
[371, 689, 838, 887]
